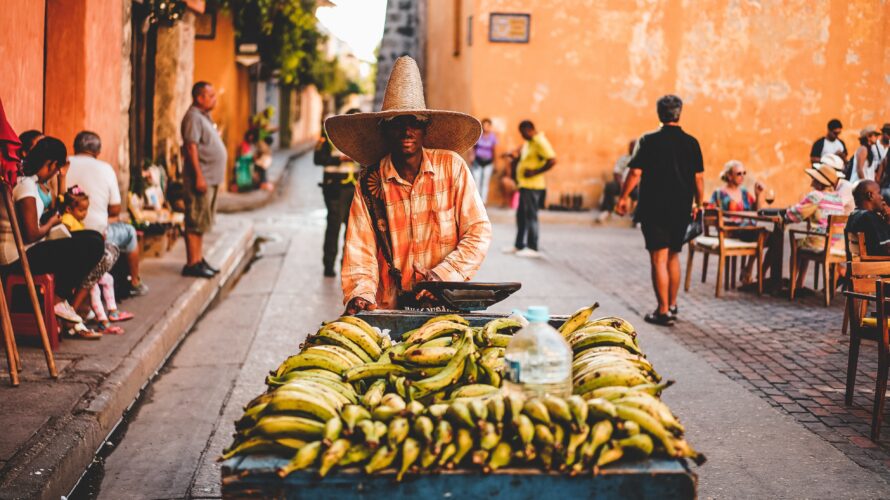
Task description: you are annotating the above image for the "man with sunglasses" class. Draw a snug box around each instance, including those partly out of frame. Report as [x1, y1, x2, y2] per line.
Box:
[325, 57, 491, 314]
[810, 118, 848, 164]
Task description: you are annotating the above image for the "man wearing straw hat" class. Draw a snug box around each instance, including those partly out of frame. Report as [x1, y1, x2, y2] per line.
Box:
[325, 56, 492, 313]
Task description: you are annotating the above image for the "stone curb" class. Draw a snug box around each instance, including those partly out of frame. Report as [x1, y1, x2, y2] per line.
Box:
[0, 224, 256, 500]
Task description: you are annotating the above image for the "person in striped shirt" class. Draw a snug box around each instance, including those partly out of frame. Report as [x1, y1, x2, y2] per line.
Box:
[325, 57, 491, 312]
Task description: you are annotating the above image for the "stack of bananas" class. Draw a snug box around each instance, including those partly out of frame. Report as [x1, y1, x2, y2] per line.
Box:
[221, 307, 704, 480]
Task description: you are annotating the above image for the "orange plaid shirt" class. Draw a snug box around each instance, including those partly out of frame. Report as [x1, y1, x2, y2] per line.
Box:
[342, 149, 492, 308]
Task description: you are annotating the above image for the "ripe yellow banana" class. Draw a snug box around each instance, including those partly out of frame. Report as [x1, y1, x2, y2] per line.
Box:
[397, 437, 421, 481]
[542, 395, 573, 424]
[484, 442, 512, 473]
[479, 421, 500, 450]
[573, 368, 653, 396]
[304, 345, 364, 368]
[263, 392, 339, 422]
[277, 440, 322, 477]
[584, 316, 635, 335]
[613, 395, 684, 434]
[558, 303, 599, 336]
[523, 398, 552, 425]
[323, 417, 343, 445]
[340, 404, 371, 434]
[275, 351, 352, 377]
[614, 404, 677, 456]
[249, 415, 326, 440]
[388, 416, 410, 447]
[569, 331, 642, 356]
[335, 316, 386, 347]
[345, 363, 408, 383]
[515, 414, 536, 459]
[586, 397, 618, 420]
[319, 438, 351, 477]
[469, 399, 489, 425]
[450, 384, 499, 400]
[322, 322, 383, 360]
[313, 328, 374, 364]
[487, 396, 506, 428]
[534, 424, 555, 447]
[564, 423, 590, 466]
[567, 395, 589, 431]
[413, 415, 434, 443]
[401, 346, 457, 366]
[449, 427, 475, 468]
[406, 321, 467, 345]
[595, 442, 624, 469]
[433, 419, 453, 454]
[364, 445, 399, 474]
[338, 443, 373, 466]
[446, 400, 475, 428]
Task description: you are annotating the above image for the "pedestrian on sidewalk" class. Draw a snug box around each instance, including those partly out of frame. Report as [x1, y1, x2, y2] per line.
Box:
[470, 118, 497, 203]
[598, 139, 637, 222]
[180, 81, 226, 278]
[502, 120, 557, 258]
[0, 137, 105, 338]
[325, 56, 491, 313]
[67, 131, 149, 296]
[316, 110, 360, 278]
[810, 118, 847, 164]
[616, 95, 704, 326]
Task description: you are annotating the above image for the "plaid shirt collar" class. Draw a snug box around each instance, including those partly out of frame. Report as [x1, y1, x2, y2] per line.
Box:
[382, 149, 437, 186]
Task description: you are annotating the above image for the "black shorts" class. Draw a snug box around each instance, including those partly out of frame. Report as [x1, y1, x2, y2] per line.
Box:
[641, 220, 687, 253]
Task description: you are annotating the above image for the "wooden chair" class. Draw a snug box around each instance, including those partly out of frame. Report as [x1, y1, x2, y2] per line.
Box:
[789, 214, 848, 306]
[843, 261, 890, 440]
[684, 209, 767, 297]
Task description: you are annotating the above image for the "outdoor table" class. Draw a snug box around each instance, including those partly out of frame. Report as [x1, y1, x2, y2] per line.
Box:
[725, 209, 786, 292]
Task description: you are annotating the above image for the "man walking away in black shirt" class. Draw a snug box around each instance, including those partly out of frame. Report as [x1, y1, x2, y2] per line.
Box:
[616, 95, 704, 326]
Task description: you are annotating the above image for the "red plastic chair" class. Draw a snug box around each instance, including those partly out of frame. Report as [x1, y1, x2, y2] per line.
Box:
[3, 273, 59, 350]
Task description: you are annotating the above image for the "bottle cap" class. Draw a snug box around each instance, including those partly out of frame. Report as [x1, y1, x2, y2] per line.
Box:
[525, 305, 549, 323]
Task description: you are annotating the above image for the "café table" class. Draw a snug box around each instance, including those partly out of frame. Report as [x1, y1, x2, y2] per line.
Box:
[725, 209, 786, 292]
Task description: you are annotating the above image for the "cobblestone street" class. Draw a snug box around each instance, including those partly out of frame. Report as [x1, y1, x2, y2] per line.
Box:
[534, 223, 890, 480]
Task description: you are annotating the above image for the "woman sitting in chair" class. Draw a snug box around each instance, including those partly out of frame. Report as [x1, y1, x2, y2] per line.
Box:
[785, 163, 846, 289]
[710, 160, 764, 283]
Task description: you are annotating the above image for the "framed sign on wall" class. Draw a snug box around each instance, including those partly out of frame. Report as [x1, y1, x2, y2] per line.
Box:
[489, 12, 530, 43]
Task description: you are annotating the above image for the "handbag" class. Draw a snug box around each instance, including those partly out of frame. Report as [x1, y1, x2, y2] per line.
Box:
[683, 209, 704, 243]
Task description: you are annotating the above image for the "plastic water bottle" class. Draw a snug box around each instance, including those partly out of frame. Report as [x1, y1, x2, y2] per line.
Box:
[503, 306, 573, 399]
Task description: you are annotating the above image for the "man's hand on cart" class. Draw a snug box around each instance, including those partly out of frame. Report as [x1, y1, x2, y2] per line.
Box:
[344, 297, 376, 315]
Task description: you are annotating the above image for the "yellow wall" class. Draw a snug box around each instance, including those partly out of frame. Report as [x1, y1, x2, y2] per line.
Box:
[427, 0, 890, 208]
[194, 11, 250, 187]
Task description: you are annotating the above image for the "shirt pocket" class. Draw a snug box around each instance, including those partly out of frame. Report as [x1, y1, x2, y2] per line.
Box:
[434, 209, 457, 246]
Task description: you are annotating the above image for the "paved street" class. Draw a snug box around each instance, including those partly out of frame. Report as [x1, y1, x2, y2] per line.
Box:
[88, 152, 890, 499]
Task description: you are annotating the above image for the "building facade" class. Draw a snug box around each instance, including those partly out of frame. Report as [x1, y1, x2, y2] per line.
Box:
[413, 0, 890, 208]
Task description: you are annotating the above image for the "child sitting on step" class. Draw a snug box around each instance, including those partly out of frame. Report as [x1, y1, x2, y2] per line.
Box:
[61, 186, 134, 334]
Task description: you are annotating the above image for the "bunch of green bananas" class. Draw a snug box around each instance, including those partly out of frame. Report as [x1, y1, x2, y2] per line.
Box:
[222, 309, 705, 479]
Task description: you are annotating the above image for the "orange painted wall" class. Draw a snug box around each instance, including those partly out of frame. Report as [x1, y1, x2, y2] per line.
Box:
[45, 0, 124, 170]
[427, 0, 890, 208]
[194, 10, 249, 184]
[0, 0, 46, 133]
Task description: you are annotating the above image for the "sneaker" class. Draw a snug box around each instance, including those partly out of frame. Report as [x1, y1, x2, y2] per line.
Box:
[129, 280, 150, 296]
[644, 311, 675, 327]
[182, 263, 216, 278]
[515, 248, 542, 258]
[668, 305, 678, 317]
[596, 211, 611, 223]
[502, 246, 519, 254]
[54, 301, 83, 323]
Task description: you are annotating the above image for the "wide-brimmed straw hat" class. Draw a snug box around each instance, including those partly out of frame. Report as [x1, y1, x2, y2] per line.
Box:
[816, 154, 845, 172]
[324, 56, 482, 166]
[805, 163, 841, 188]
[860, 125, 880, 139]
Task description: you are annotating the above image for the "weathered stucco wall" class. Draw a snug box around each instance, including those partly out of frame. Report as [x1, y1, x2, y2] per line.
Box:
[375, 0, 427, 108]
[425, 0, 474, 118]
[155, 12, 196, 166]
[195, 11, 249, 184]
[0, 0, 46, 133]
[45, 0, 125, 173]
[426, 0, 890, 208]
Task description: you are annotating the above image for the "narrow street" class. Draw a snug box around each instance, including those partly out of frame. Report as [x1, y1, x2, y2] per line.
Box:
[85, 153, 889, 499]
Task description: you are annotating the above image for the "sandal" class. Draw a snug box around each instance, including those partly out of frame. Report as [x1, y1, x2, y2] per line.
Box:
[66, 322, 102, 340]
[108, 310, 134, 322]
[644, 311, 675, 327]
[668, 305, 678, 317]
[96, 320, 124, 335]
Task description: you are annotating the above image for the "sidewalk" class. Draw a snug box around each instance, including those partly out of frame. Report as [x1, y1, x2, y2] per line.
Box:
[0, 217, 256, 499]
[216, 143, 315, 214]
[486, 206, 633, 228]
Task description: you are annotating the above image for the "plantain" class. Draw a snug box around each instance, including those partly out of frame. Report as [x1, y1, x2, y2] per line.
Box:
[318, 438, 351, 477]
[321, 322, 383, 360]
[506, 392, 526, 424]
[542, 395, 573, 425]
[345, 363, 408, 383]
[405, 321, 467, 345]
[364, 445, 399, 474]
[304, 345, 365, 368]
[523, 398, 552, 425]
[422, 314, 469, 327]
[479, 421, 501, 450]
[620, 420, 640, 436]
[487, 396, 506, 429]
[361, 379, 388, 409]
[335, 316, 387, 347]
[274, 351, 352, 377]
[433, 419, 454, 453]
[400, 346, 458, 366]
[573, 369, 653, 396]
[446, 400, 475, 428]
[567, 395, 589, 431]
[451, 384, 499, 400]
[323, 417, 343, 445]
[262, 392, 339, 422]
[489, 333, 513, 348]
[219, 437, 305, 461]
[484, 442, 513, 473]
[613, 394, 685, 435]
[397, 437, 421, 481]
[338, 443, 373, 466]
[277, 441, 322, 477]
[515, 414, 536, 460]
[616, 433, 654, 458]
[449, 427, 475, 468]
[341, 404, 371, 434]
[412, 415, 435, 444]
[558, 303, 599, 336]
[356, 419, 381, 448]
[534, 423, 556, 447]
[564, 424, 590, 467]
[469, 398, 489, 426]
[420, 443, 439, 469]
[426, 403, 449, 419]
[248, 415, 326, 440]
[313, 327, 374, 363]
[387, 416, 410, 447]
[404, 400, 425, 417]
[569, 331, 641, 356]
[595, 442, 624, 469]
[584, 316, 635, 335]
[437, 443, 458, 467]
[461, 355, 480, 383]
[614, 405, 676, 456]
[586, 397, 618, 420]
